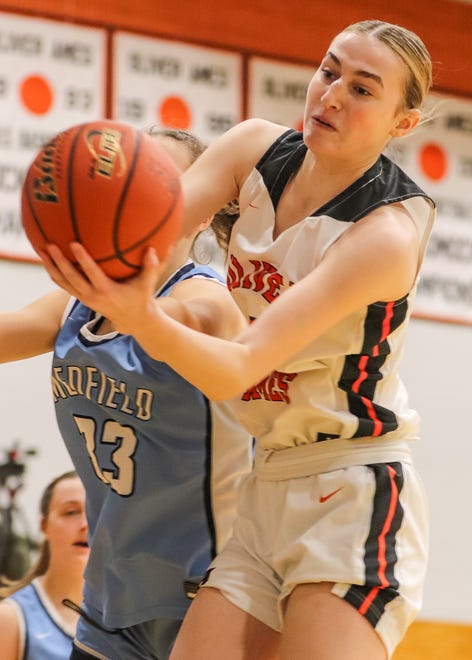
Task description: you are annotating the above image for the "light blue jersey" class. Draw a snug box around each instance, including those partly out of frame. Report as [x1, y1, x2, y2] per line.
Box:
[52, 262, 252, 653]
[9, 580, 74, 659]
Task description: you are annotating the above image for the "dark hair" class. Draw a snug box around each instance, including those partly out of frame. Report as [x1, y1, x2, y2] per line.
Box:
[0, 470, 78, 598]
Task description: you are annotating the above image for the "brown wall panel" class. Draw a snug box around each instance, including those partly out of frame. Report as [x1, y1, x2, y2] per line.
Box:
[0, 0, 471, 98]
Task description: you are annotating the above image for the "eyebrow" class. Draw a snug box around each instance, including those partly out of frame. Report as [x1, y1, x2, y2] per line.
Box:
[59, 500, 83, 507]
[325, 51, 384, 88]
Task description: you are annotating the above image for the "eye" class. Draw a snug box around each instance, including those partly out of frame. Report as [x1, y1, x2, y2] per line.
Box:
[353, 85, 372, 97]
[64, 508, 81, 516]
[321, 67, 336, 81]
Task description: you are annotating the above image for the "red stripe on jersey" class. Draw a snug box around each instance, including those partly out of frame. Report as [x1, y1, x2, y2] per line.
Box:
[352, 355, 368, 393]
[360, 395, 383, 436]
[381, 301, 395, 342]
[372, 302, 393, 356]
[351, 302, 395, 434]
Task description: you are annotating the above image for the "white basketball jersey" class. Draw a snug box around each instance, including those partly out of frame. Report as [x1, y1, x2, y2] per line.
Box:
[226, 130, 435, 452]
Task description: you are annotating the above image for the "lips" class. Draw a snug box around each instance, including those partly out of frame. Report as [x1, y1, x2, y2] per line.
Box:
[313, 115, 335, 130]
[73, 541, 89, 548]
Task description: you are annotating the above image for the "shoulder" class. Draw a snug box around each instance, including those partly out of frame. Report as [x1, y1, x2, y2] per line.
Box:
[180, 119, 290, 232]
[25, 288, 71, 328]
[358, 200, 422, 243]
[339, 201, 421, 260]
[329, 201, 421, 301]
[171, 267, 235, 307]
[160, 263, 224, 296]
[29, 288, 70, 312]
[229, 117, 289, 141]
[0, 598, 21, 660]
[18, 288, 69, 320]
[227, 120, 294, 192]
[0, 596, 21, 618]
[212, 118, 291, 171]
[171, 273, 247, 339]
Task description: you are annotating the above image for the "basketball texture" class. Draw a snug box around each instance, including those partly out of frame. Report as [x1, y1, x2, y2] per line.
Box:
[21, 119, 183, 280]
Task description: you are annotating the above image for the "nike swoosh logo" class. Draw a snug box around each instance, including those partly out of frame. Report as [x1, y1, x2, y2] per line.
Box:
[319, 487, 344, 503]
[35, 632, 51, 640]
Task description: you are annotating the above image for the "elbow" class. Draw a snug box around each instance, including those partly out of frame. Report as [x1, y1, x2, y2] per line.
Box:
[205, 382, 246, 403]
[196, 342, 257, 401]
[207, 387, 241, 403]
[202, 367, 249, 402]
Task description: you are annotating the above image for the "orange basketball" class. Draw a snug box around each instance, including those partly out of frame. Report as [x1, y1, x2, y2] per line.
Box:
[21, 119, 183, 280]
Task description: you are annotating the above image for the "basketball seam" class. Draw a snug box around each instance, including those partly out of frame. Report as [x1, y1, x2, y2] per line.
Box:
[107, 132, 181, 271]
[69, 126, 84, 242]
[24, 179, 50, 244]
[111, 129, 142, 269]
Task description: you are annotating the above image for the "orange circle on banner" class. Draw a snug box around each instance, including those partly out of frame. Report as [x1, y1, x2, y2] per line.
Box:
[296, 117, 304, 132]
[159, 96, 192, 129]
[419, 142, 448, 181]
[20, 74, 53, 115]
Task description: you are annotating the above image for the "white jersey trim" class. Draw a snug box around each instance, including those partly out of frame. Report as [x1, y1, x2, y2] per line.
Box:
[33, 578, 75, 638]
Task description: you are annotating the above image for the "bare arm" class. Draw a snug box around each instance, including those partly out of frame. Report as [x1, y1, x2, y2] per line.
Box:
[0, 600, 21, 660]
[179, 118, 288, 236]
[0, 289, 69, 363]
[40, 203, 419, 400]
[157, 276, 247, 340]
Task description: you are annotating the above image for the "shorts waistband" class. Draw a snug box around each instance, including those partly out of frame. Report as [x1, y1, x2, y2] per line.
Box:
[254, 437, 414, 481]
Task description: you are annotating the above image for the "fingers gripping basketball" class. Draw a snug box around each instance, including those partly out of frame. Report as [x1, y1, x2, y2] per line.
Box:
[21, 120, 183, 280]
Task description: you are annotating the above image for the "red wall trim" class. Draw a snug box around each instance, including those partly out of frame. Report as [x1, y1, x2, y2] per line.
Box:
[0, 0, 471, 99]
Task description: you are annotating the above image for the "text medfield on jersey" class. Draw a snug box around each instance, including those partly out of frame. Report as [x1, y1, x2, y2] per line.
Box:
[51, 365, 154, 420]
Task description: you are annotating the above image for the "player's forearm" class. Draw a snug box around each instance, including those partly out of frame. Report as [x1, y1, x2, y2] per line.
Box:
[131, 306, 251, 401]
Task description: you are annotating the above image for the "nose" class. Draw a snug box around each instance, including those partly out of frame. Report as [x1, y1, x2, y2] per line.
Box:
[321, 79, 343, 109]
[79, 510, 88, 531]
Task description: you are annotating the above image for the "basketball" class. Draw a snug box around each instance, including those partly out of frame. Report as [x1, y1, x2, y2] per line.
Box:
[21, 119, 183, 280]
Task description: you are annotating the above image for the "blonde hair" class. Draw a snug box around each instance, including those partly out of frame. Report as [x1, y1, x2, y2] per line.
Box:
[343, 20, 432, 111]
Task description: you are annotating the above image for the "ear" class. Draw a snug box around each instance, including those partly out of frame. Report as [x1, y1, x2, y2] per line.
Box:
[196, 215, 213, 233]
[390, 108, 421, 138]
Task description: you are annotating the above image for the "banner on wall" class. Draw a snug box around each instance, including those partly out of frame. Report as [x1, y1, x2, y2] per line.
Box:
[112, 32, 242, 144]
[247, 56, 314, 130]
[0, 12, 470, 326]
[388, 95, 472, 324]
[0, 12, 106, 262]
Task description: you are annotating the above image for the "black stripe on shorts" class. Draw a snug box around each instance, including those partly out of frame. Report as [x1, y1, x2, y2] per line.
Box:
[344, 462, 404, 628]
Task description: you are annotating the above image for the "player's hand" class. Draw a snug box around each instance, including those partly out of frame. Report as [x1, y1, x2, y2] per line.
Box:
[39, 243, 164, 336]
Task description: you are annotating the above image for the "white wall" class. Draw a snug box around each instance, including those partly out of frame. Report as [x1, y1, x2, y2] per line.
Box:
[401, 317, 471, 623]
[0, 259, 73, 544]
[0, 258, 470, 623]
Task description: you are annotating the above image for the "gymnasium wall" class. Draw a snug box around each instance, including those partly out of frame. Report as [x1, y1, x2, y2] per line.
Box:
[0, 0, 470, 98]
[0, 0, 471, 627]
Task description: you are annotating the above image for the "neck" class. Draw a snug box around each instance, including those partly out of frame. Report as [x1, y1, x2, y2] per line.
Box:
[39, 565, 84, 608]
[38, 567, 84, 631]
[303, 147, 379, 187]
